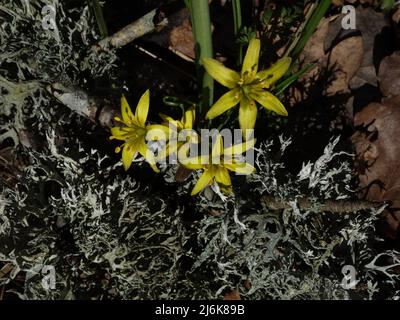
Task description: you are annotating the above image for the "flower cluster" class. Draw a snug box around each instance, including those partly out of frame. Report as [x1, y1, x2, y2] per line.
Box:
[110, 38, 291, 196]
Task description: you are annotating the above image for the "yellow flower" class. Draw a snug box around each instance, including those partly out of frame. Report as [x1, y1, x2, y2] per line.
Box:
[180, 135, 256, 196]
[158, 106, 198, 160]
[110, 90, 169, 172]
[203, 38, 291, 138]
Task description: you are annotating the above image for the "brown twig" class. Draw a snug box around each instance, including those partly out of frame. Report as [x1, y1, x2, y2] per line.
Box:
[93, 1, 184, 51]
[95, 9, 166, 50]
[0, 263, 14, 279]
[46, 83, 119, 129]
[0, 285, 4, 301]
[262, 196, 384, 213]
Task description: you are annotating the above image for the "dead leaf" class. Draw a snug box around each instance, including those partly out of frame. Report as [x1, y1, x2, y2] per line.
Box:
[300, 15, 364, 96]
[326, 36, 364, 95]
[333, 1, 379, 6]
[352, 96, 400, 237]
[378, 51, 400, 97]
[349, 7, 390, 89]
[148, 9, 195, 60]
[0, 263, 14, 279]
[223, 289, 241, 300]
[169, 11, 195, 59]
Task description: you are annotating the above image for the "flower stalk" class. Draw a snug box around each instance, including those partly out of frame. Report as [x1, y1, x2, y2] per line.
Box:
[187, 0, 214, 119]
[232, 0, 243, 64]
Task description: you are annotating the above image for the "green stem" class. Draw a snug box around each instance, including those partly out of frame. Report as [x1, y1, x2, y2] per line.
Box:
[288, 0, 331, 59]
[87, 0, 108, 39]
[274, 64, 315, 96]
[232, 0, 243, 64]
[187, 0, 214, 119]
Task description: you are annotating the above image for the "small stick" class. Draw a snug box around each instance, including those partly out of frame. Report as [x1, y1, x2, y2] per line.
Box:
[96, 9, 168, 50]
[262, 196, 384, 213]
[46, 83, 119, 129]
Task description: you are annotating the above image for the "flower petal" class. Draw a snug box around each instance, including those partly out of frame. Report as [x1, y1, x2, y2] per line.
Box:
[159, 113, 176, 124]
[110, 127, 130, 140]
[178, 142, 206, 169]
[256, 57, 292, 88]
[203, 58, 240, 88]
[211, 134, 224, 162]
[224, 138, 256, 156]
[215, 167, 231, 187]
[135, 89, 150, 127]
[224, 162, 256, 175]
[122, 141, 138, 171]
[191, 168, 215, 196]
[239, 97, 257, 140]
[242, 38, 261, 80]
[181, 157, 208, 170]
[121, 95, 136, 125]
[137, 139, 159, 173]
[182, 106, 196, 130]
[206, 89, 241, 120]
[250, 90, 288, 116]
[146, 124, 169, 141]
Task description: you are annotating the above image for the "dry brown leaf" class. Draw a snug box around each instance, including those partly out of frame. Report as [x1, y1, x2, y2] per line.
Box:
[326, 36, 364, 95]
[352, 96, 400, 237]
[169, 10, 195, 59]
[378, 51, 400, 97]
[349, 7, 389, 89]
[333, 0, 379, 5]
[300, 15, 364, 96]
[223, 289, 241, 300]
[148, 9, 195, 60]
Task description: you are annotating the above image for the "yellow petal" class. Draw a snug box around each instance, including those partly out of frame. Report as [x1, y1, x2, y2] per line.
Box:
[156, 144, 169, 161]
[137, 139, 159, 173]
[179, 143, 208, 169]
[166, 141, 180, 157]
[224, 138, 256, 156]
[206, 89, 241, 120]
[110, 127, 130, 140]
[181, 158, 208, 170]
[191, 168, 215, 196]
[146, 124, 169, 141]
[250, 90, 288, 116]
[242, 38, 261, 80]
[159, 113, 176, 124]
[122, 141, 137, 171]
[121, 95, 136, 125]
[182, 106, 196, 129]
[256, 57, 292, 88]
[202, 58, 240, 88]
[239, 97, 257, 140]
[224, 162, 256, 175]
[211, 134, 224, 162]
[215, 167, 231, 187]
[135, 89, 150, 127]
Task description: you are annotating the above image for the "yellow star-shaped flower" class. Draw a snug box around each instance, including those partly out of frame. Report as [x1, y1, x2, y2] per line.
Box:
[110, 90, 169, 172]
[157, 106, 198, 160]
[179, 135, 256, 196]
[203, 38, 291, 139]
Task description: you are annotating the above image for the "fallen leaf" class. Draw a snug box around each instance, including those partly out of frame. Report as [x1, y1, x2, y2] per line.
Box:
[349, 7, 390, 89]
[300, 15, 364, 96]
[148, 9, 195, 60]
[378, 51, 400, 97]
[223, 289, 241, 300]
[352, 95, 400, 237]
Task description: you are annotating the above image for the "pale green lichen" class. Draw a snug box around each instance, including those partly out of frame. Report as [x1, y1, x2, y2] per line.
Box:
[0, 0, 399, 301]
